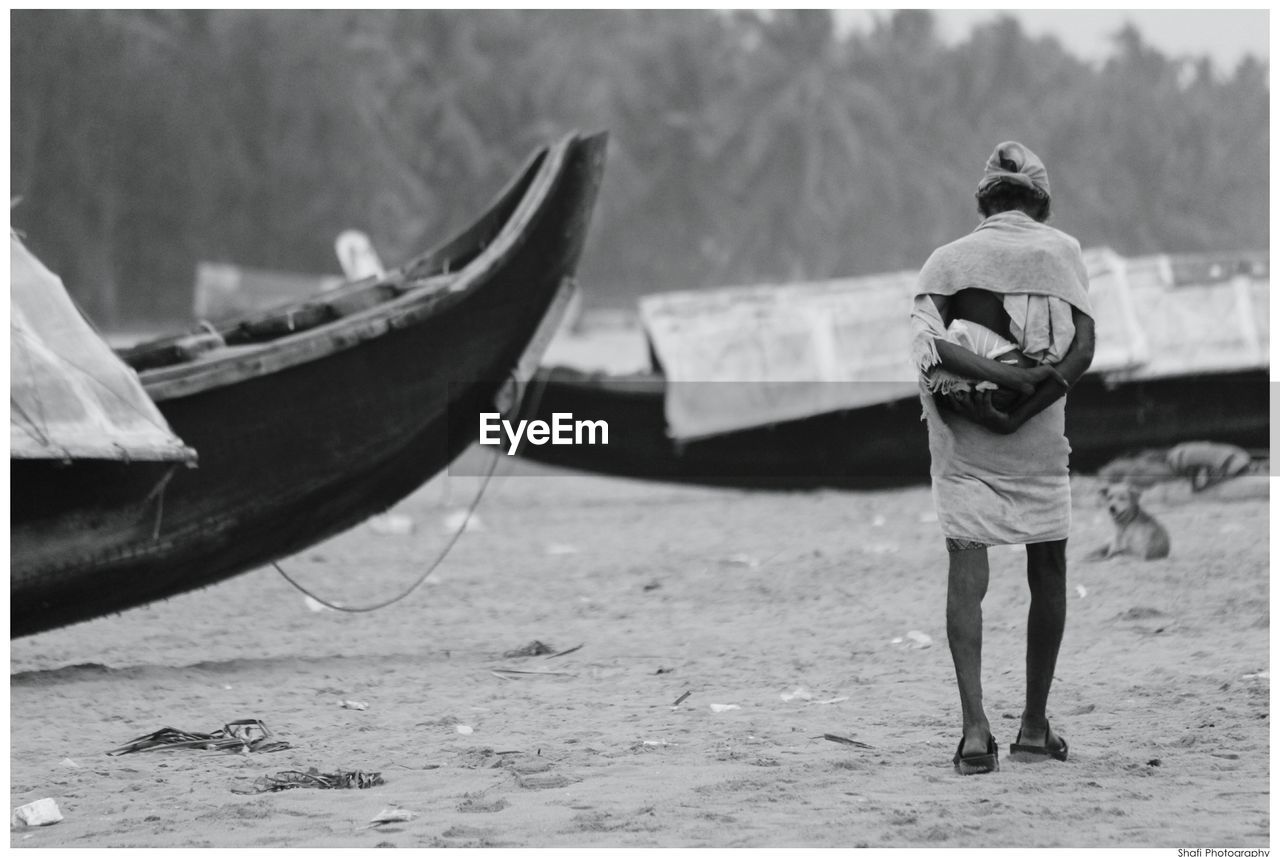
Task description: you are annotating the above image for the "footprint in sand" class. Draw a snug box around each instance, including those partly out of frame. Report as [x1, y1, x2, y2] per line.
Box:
[456, 796, 509, 814]
[516, 772, 577, 790]
[442, 825, 492, 839]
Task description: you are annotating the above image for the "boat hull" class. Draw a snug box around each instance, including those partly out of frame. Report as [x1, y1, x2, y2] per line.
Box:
[516, 366, 1270, 489]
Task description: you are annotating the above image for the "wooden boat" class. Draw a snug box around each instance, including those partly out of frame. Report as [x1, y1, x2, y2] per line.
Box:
[12, 131, 607, 637]
[516, 250, 1269, 489]
[516, 365, 1270, 489]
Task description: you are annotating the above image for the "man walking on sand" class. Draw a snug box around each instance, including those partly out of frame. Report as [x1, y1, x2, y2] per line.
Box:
[909, 142, 1096, 774]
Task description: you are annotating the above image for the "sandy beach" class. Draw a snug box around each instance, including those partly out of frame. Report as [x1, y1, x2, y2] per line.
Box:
[10, 459, 1269, 848]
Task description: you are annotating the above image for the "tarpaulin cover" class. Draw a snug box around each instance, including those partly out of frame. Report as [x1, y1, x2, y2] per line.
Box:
[640, 248, 1267, 441]
[10, 234, 195, 461]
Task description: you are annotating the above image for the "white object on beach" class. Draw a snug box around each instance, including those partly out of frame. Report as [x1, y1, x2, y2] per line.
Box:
[780, 687, 813, 702]
[339, 700, 369, 711]
[442, 510, 485, 533]
[370, 806, 415, 825]
[720, 554, 759, 568]
[304, 595, 333, 613]
[708, 704, 741, 713]
[455, 724, 474, 735]
[368, 513, 415, 535]
[11, 799, 63, 830]
[906, 630, 933, 649]
[809, 696, 849, 705]
[59, 758, 80, 769]
[1076, 585, 1088, 599]
[1242, 671, 1268, 680]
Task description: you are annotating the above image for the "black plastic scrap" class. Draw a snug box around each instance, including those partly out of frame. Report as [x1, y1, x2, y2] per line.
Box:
[502, 641, 584, 659]
[503, 640, 556, 658]
[241, 767, 385, 793]
[822, 733, 875, 749]
[107, 719, 290, 756]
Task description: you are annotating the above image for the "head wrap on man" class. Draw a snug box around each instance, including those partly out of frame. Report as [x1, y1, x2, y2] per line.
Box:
[977, 141, 1050, 199]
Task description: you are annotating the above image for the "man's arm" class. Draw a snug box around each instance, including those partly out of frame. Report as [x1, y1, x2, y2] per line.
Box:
[925, 296, 1060, 395]
[959, 308, 1096, 434]
[931, 340, 1059, 399]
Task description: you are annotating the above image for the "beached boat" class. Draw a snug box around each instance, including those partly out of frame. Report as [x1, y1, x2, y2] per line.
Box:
[517, 250, 1269, 489]
[12, 131, 607, 637]
[517, 365, 1269, 488]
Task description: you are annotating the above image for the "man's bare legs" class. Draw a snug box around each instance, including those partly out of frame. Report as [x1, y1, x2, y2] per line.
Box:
[947, 546, 992, 757]
[1019, 539, 1068, 748]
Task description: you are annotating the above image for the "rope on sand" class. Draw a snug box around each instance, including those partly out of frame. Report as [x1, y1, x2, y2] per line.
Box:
[271, 369, 544, 613]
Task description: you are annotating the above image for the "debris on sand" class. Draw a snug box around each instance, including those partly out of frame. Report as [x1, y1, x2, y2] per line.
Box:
[369, 806, 416, 826]
[708, 703, 740, 713]
[368, 513, 415, 536]
[236, 768, 385, 794]
[304, 595, 335, 612]
[821, 734, 874, 749]
[11, 798, 63, 830]
[672, 690, 692, 707]
[780, 687, 813, 702]
[108, 720, 290, 755]
[340, 700, 369, 711]
[905, 630, 933, 649]
[547, 643, 584, 658]
[1120, 607, 1166, 620]
[1166, 442, 1252, 492]
[490, 668, 575, 680]
[504, 640, 555, 658]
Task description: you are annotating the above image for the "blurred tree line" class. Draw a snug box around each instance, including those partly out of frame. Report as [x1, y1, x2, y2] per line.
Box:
[11, 9, 1269, 325]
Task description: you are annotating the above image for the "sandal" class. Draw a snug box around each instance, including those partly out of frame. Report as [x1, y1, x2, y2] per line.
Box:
[952, 733, 999, 775]
[1009, 726, 1069, 761]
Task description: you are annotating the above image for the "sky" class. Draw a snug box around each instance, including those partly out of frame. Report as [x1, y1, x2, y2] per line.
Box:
[836, 9, 1269, 71]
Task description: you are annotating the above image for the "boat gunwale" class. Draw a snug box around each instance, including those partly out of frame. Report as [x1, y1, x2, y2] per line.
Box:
[138, 135, 577, 402]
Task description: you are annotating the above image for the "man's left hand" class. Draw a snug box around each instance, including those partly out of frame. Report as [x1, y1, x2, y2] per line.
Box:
[948, 389, 1015, 434]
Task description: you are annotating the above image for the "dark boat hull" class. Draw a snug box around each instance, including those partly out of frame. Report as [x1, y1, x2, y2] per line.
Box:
[12, 133, 607, 638]
[516, 366, 1270, 489]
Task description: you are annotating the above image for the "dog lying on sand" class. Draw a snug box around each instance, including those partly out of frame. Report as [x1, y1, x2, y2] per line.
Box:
[1085, 482, 1170, 561]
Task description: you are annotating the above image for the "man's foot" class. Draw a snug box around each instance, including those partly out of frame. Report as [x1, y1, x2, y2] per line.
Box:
[1010, 718, 1068, 761]
[953, 732, 999, 775]
[959, 725, 993, 760]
